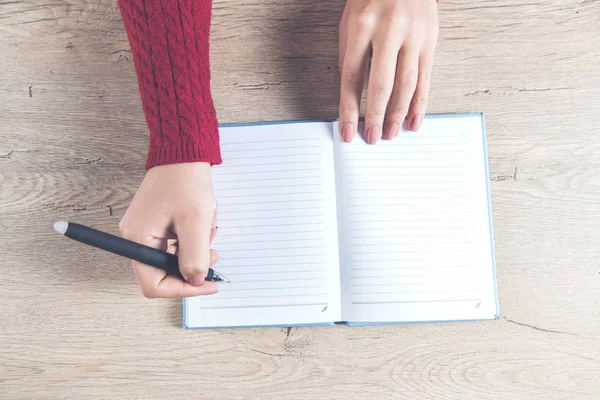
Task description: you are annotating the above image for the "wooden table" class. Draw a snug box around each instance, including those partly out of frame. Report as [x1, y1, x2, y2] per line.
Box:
[1, 1, 599, 398]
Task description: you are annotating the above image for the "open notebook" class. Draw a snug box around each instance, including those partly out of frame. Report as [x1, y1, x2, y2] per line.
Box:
[184, 113, 498, 328]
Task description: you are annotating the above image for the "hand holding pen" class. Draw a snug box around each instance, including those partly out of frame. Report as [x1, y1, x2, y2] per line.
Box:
[114, 163, 225, 298]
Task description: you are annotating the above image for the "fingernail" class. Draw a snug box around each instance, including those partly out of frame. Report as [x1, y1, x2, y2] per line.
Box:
[342, 123, 353, 142]
[188, 274, 205, 286]
[367, 127, 379, 144]
[384, 122, 398, 139]
[410, 114, 423, 131]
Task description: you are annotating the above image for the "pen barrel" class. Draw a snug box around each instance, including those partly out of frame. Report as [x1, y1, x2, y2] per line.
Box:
[65, 223, 184, 279]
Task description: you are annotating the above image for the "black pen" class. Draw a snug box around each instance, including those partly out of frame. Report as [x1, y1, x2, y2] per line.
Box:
[53, 221, 230, 283]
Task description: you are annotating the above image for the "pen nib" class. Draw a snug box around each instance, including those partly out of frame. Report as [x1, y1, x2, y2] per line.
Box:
[212, 271, 231, 283]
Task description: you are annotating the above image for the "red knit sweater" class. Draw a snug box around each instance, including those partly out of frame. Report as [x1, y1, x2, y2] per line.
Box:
[119, 1, 438, 169]
[118, 0, 222, 169]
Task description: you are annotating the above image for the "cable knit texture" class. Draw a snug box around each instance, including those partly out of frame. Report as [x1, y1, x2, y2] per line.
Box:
[118, 0, 222, 169]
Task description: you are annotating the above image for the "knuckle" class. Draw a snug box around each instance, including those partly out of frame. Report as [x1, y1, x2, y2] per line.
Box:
[341, 105, 359, 114]
[354, 9, 377, 33]
[340, 102, 358, 113]
[401, 69, 418, 88]
[419, 69, 432, 83]
[341, 71, 360, 86]
[173, 288, 188, 298]
[119, 219, 134, 239]
[386, 10, 405, 27]
[340, 105, 360, 121]
[118, 218, 126, 235]
[140, 286, 157, 299]
[413, 95, 428, 107]
[370, 80, 389, 94]
[180, 263, 206, 277]
[172, 207, 203, 226]
[365, 110, 384, 120]
[389, 106, 409, 117]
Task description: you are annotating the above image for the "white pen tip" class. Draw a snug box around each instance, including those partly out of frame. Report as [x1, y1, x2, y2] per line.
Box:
[53, 221, 68, 235]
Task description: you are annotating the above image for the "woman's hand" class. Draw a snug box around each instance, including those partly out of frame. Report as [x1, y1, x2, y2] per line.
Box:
[120, 163, 219, 298]
[338, 0, 439, 143]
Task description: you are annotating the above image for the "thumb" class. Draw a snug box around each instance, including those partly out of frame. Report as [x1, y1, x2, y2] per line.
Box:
[175, 209, 213, 286]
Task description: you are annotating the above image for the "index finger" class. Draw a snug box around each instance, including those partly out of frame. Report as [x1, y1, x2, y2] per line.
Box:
[131, 236, 218, 298]
[339, 29, 370, 143]
[174, 202, 214, 285]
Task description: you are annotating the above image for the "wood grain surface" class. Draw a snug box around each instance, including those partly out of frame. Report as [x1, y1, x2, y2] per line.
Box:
[1, 0, 599, 399]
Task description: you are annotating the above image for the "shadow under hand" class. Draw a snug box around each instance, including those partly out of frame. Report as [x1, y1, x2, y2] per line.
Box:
[167, 298, 183, 328]
[211, 0, 346, 123]
[267, 1, 345, 120]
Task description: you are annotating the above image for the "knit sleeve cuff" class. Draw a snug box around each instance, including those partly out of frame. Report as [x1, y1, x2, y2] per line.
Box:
[145, 132, 222, 170]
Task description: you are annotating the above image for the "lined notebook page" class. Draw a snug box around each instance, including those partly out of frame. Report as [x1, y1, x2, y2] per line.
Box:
[185, 122, 341, 328]
[333, 115, 497, 323]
